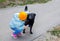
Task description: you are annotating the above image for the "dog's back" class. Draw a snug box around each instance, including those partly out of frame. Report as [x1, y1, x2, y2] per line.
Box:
[25, 13, 36, 26]
[27, 13, 36, 21]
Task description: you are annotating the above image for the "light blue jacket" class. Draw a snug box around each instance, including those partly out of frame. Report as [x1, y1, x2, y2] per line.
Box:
[9, 13, 25, 30]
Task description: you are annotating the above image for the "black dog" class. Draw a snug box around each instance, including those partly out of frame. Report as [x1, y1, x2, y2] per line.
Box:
[23, 13, 36, 34]
[23, 6, 36, 34]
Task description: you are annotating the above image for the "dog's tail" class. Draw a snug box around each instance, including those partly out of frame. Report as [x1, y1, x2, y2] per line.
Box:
[24, 6, 28, 11]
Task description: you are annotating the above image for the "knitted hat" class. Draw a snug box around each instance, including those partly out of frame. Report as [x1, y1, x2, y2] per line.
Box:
[18, 11, 27, 21]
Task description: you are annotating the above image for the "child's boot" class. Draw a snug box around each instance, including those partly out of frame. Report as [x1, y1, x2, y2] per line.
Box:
[18, 32, 22, 36]
[11, 33, 18, 39]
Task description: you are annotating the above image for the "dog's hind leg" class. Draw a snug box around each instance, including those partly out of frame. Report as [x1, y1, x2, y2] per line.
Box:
[30, 26, 33, 34]
[29, 24, 34, 34]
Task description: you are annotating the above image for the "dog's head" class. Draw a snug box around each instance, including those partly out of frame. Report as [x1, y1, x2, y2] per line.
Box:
[28, 13, 36, 20]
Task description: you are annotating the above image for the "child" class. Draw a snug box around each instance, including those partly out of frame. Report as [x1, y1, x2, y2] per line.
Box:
[9, 11, 28, 39]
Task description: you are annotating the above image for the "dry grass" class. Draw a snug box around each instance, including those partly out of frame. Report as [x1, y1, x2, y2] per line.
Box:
[33, 25, 60, 41]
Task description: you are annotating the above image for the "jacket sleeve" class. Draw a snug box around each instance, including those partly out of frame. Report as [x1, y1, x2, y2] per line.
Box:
[9, 13, 19, 28]
[9, 13, 25, 32]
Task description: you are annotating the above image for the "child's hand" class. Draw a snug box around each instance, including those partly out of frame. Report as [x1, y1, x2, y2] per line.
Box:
[24, 26, 28, 29]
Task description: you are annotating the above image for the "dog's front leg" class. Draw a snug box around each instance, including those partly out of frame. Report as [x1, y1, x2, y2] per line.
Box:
[23, 29, 25, 33]
[23, 26, 28, 33]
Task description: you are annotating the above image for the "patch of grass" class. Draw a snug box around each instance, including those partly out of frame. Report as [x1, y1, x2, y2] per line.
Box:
[19, 0, 52, 6]
[19, 4, 24, 6]
[7, 3, 16, 7]
[48, 25, 60, 37]
[0, 6, 6, 8]
[19, 1, 35, 6]
[25, 1, 35, 4]
[0, 0, 52, 8]
[0, 0, 6, 2]
[37, 0, 52, 3]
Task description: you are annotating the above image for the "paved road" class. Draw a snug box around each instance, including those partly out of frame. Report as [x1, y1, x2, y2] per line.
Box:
[0, 0, 60, 41]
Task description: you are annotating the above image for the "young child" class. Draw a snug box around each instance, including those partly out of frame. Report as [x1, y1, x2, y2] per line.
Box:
[9, 11, 28, 39]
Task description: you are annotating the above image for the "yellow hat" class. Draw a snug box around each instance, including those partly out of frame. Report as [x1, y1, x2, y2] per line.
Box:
[18, 11, 27, 21]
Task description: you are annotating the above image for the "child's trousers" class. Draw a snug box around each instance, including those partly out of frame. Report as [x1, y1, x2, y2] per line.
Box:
[11, 27, 23, 35]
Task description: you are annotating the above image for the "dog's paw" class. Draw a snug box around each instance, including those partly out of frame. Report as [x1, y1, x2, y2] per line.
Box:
[23, 31, 25, 34]
[30, 32, 33, 34]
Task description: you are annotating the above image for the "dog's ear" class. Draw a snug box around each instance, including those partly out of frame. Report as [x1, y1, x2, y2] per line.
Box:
[34, 14, 36, 16]
[24, 6, 28, 11]
[32, 13, 36, 17]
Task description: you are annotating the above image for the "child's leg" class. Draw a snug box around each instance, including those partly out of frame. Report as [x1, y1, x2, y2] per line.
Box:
[12, 29, 23, 38]
[11, 31, 18, 39]
[17, 32, 23, 36]
[17, 27, 24, 36]
[11, 28, 21, 38]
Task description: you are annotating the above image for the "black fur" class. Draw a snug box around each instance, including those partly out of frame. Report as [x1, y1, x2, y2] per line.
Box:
[24, 6, 28, 11]
[23, 13, 36, 34]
